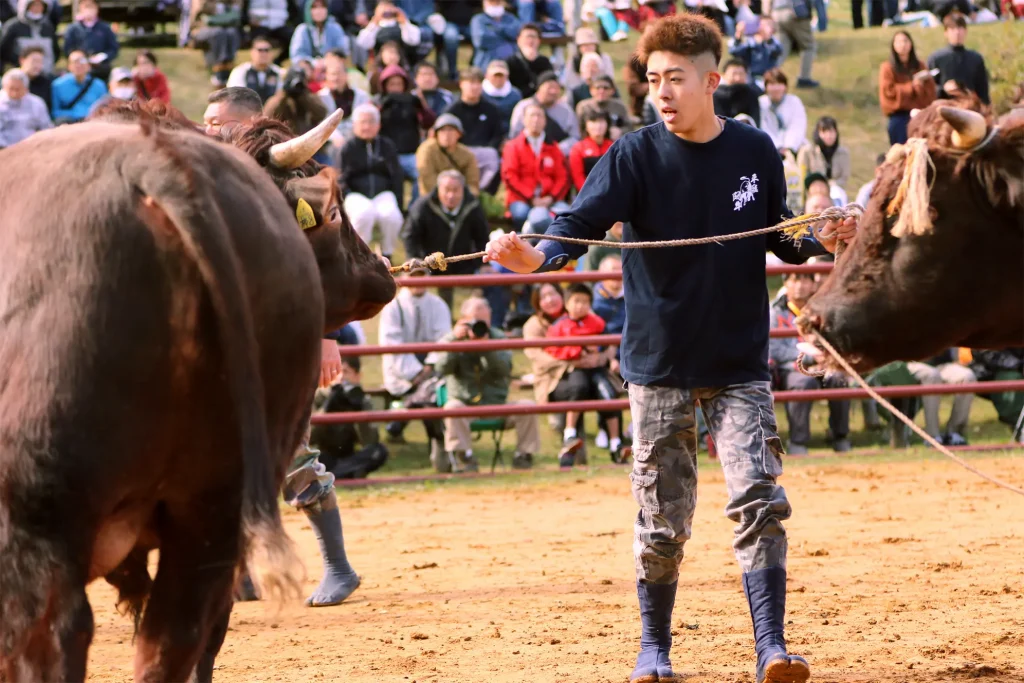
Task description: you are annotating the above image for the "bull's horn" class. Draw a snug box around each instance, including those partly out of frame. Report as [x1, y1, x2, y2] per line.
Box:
[268, 108, 345, 169]
[939, 106, 987, 150]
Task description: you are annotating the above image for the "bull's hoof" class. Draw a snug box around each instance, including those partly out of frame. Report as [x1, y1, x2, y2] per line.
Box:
[234, 573, 260, 602]
[306, 572, 361, 607]
[761, 654, 810, 683]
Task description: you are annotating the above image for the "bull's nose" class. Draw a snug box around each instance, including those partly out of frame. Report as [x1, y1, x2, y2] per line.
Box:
[795, 310, 823, 336]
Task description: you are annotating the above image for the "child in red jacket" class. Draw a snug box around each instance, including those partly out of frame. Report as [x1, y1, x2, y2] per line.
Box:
[545, 283, 627, 465]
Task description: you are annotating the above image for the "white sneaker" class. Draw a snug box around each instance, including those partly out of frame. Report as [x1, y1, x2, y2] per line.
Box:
[611, 30, 628, 42]
[595, 429, 609, 449]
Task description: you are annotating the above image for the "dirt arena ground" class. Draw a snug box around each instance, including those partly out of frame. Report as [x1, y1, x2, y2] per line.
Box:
[84, 455, 1024, 682]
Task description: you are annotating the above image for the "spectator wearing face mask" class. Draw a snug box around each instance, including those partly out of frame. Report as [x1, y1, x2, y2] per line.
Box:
[18, 45, 51, 109]
[470, 0, 521, 69]
[0, 0, 59, 76]
[50, 49, 107, 124]
[62, 0, 119, 83]
[0, 67, 51, 148]
[131, 50, 170, 104]
[87, 66, 136, 116]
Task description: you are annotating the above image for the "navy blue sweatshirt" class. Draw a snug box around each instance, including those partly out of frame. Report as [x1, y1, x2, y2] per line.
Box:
[535, 118, 828, 390]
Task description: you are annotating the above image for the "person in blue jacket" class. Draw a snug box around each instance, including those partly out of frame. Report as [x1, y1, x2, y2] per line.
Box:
[484, 14, 858, 683]
[469, 0, 520, 69]
[290, 0, 350, 64]
[62, 0, 119, 82]
[51, 49, 107, 123]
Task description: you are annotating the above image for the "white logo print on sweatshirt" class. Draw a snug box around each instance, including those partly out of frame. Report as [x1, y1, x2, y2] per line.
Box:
[732, 174, 759, 211]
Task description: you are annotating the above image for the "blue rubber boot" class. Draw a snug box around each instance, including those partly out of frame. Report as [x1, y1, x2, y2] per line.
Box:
[304, 489, 361, 607]
[742, 567, 810, 683]
[630, 580, 683, 682]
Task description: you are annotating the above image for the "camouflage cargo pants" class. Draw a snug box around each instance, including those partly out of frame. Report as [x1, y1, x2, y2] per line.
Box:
[282, 424, 335, 511]
[628, 381, 791, 584]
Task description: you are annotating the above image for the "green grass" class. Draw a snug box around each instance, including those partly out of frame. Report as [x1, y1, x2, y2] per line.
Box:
[101, 7, 1024, 478]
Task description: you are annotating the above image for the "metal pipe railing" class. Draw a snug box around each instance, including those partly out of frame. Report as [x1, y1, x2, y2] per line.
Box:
[309, 380, 1024, 424]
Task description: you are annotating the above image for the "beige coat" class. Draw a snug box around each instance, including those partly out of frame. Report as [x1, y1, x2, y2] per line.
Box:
[415, 139, 480, 197]
[796, 142, 851, 191]
[522, 314, 573, 405]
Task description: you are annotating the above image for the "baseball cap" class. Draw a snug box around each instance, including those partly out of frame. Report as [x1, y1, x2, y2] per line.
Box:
[110, 66, 133, 83]
[486, 59, 510, 76]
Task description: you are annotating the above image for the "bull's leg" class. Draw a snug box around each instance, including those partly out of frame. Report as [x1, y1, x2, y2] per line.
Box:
[186, 598, 233, 683]
[133, 504, 239, 683]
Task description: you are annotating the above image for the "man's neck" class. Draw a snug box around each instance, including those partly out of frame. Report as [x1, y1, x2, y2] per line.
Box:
[672, 111, 724, 144]
[520, 47, 538, 61]
[74, 74, 87, 83]
[462, 96, 480, 105]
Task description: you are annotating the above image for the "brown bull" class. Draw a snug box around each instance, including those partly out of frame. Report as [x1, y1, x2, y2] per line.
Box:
[0, 115, 392, 681]
[799, 98, 1024, 371]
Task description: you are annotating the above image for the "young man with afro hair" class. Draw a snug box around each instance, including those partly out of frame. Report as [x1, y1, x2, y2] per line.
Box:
[484, 13, 859, 683]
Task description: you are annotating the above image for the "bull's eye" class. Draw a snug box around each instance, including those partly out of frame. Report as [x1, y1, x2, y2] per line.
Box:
[329, 206, 341, 222]
[928, 206, 939, 222]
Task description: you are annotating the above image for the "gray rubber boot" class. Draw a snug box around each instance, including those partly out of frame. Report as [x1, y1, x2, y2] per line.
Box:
[304, 488, 361, 607]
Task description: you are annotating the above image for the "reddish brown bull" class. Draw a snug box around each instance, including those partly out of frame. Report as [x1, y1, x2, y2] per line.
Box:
[0, 112, 392, 681]
[799, 97, 1024, 371]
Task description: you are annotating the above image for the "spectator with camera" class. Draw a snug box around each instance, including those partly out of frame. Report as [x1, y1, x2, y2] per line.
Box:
[356, 1, 423, 65]
[433, 297, 541, 472]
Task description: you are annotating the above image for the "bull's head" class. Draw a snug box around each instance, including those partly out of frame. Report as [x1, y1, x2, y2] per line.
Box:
[799, 98, 1024, 372]
[231, 113, 397, 330]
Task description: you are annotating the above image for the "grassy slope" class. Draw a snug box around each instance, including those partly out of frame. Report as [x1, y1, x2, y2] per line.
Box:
[106, 7, 1024, 475]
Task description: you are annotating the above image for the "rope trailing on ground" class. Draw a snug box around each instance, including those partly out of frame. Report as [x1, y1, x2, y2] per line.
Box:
[810, 332, 1024, 498]
[388, 205, 863, 274]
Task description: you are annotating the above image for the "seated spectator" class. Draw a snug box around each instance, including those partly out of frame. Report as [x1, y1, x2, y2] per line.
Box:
[470, 0, 521, 69]
[416, 113, 481, 195]
[433, 0, 480, 79]
[445, 67, 503, 192]
[683, 0, 732, 34]
[797, 115, 851, 193]
[376, 63, 436, 202]
[50, 50, 107, 124]
[0, 0, 58, 76]
[912, 349, 977, 445]
[227, 37, 285, 104]
[713, 58, 760, 126]
[323, 0, 369, 69]
[19, 46, 52, 110]
[356, 1, 422, 66]
[803, 172, 838, 207]
[759, 67, 807, 156]
[574, 74, 632, 140]
[132, 50, 171, 104]
[433, 297, 541, 472]
[202, 86, 263, 137]
[0, 68, 51, 148]
[509, 71, 579, 155]
[880, 30, 936, 145]
[62, 0, 118, 84]
[367, 40, 409, 95]
[968, 348, 1024, 444]
[246, 0, 293, 65]
[854, 153, 887, 209]
[569, 52, 608, 109]
[546, 282, 625, 464]
[310, 356, 389, 480]
[378, 267, 451, 450]
[340, 103, 405, 261]
[290, 0, 351, 64]
[399, 0, 440, 64]
[264, 66, 329, 139]
[803, 190, 833, 216]
[502, 102, 571, 233]
[295, 57, 325, 93]
[584, 221, 623, 270]
[727, 16, 782, 89]
[414, 61, 454, 117]
[481, 59, 522, 134]
[87, 66, 136, 115]
[637, 0, 677, 26]
[569, 109, 613, 192]
[318, 48, 372, 144]
[927, 12, 990, 106]
[562, 26, 616, 94]
[516, 0, 565, 34]
[186, 0, 242, 87]
[588, 0, 633, 41]
[769, 269, 851, 454]
[403, 169, 490, 306]
[507, 23, 553, 98]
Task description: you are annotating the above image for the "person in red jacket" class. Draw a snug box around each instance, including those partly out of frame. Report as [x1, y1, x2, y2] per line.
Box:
[569, 108, 613, 192]
[132, 50, 171, 104]
[545, 283, 626, 465]
[501, 101, 570, 233]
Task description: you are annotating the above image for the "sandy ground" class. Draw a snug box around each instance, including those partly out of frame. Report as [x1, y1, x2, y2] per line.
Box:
[83, 456, 1024, 683]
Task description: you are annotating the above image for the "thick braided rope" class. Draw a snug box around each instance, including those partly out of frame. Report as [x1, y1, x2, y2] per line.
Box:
[809, 333, 1024, 497]
[388, 205, 861, 274]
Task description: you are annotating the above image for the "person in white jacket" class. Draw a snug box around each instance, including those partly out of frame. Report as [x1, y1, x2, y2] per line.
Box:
[758, 67, 807, 156]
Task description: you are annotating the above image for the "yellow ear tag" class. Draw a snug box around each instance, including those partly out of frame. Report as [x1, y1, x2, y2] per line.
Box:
[296, 198, 317, 230]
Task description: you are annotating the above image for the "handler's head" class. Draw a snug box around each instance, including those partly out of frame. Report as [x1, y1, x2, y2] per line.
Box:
[635, 14, 722, 137]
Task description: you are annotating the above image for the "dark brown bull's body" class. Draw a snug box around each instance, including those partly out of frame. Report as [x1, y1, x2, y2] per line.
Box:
[800, 99, 1024, 371]
[0, 116, 392, 681]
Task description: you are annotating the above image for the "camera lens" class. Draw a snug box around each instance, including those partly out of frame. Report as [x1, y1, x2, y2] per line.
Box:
[471, 320, 489, 338]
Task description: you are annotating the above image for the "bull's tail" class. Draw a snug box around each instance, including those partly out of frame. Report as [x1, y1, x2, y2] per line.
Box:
[133, 127, 303, 606]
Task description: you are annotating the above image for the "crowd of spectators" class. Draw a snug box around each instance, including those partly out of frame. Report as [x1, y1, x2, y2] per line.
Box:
[1, 0, 1021, 471]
